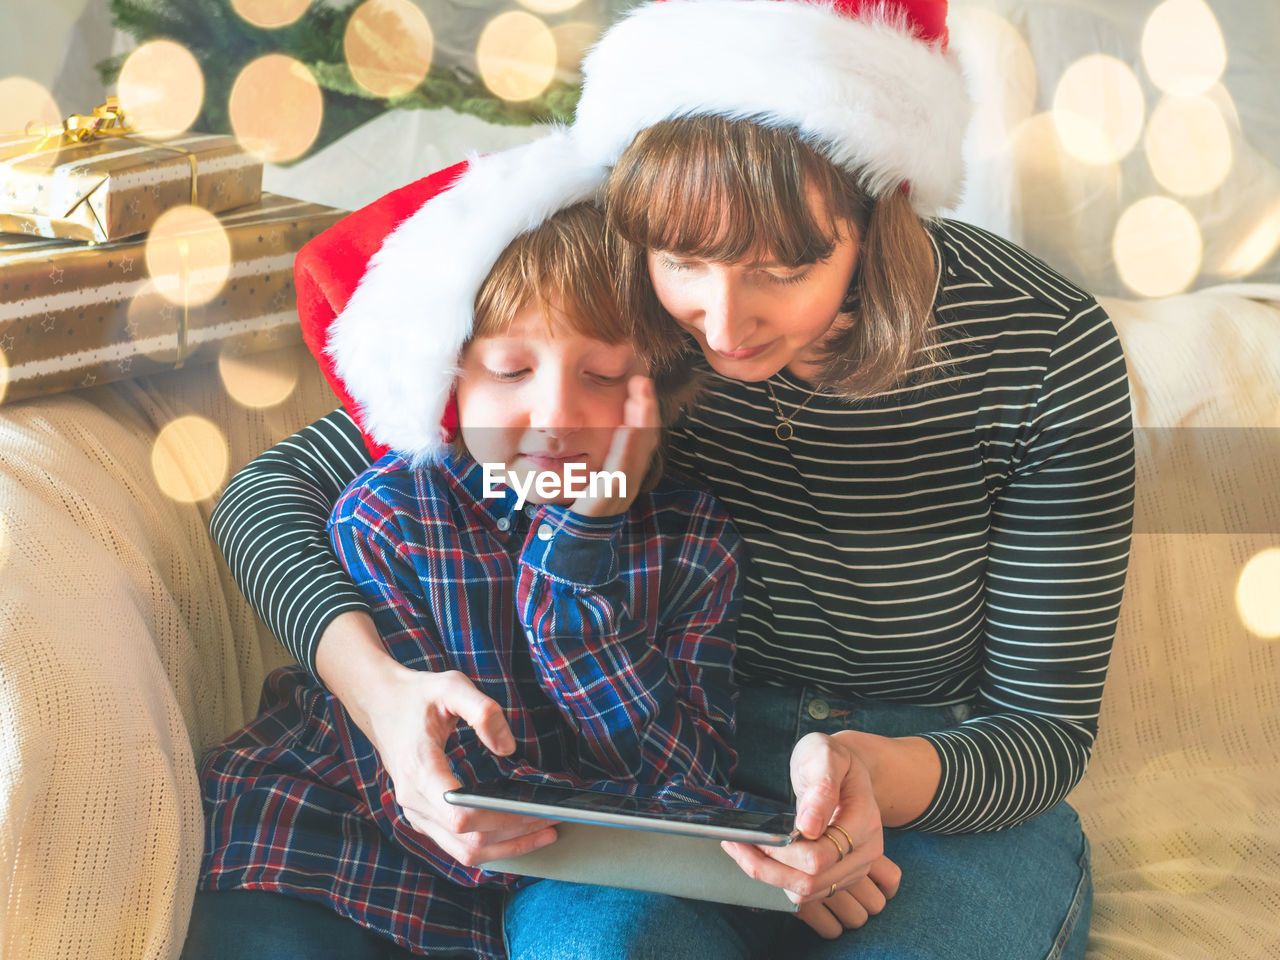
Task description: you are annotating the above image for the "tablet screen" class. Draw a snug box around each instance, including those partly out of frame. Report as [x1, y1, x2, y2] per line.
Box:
[446, 780, 796, 842]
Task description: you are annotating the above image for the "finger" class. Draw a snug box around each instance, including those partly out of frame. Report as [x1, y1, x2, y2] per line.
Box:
[420, 819, 560, 868]
[867, 855, 902, 900]
[824, 890, 871, 930]
[790, 735, 845, 839]
[845, 874, 887, 917]
[436, 672, 515, 756]
[794, 902, 843, 940]
[624, 376, 659, 429]
[722, 840, 870, 904]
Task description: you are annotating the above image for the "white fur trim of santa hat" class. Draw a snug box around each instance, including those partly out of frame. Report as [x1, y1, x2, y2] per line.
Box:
[573, 0, 971, 216]
[325, 128, 609, 466]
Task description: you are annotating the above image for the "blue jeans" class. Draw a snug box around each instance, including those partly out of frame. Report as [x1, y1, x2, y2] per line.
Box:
[505, 687, 1092, 960]
[181, 890, 423, 960]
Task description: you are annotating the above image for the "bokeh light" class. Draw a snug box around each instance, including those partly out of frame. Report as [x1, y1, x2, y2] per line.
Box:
[0, 76, 60, 136]
[1007, 112, 1122, 285]
[231, 0, 310, 29]
[218, 349, 300, 409]
[476, 11, 557, 102]
[229, 54, 323, 162]
[1126, 754, 1254, 895]
[144, 206, 232, 308]
[948, 8, 1037, 157]
[344, 0, 434, 99]
[151, 415, 229, 503]
[1113, 196, 1202, 297]
[1236, 548, 1280, 639]
[550, 21, 602, 77]
[1142, 0, 1227, 97]
[117, 40, 205, 135]
[1053, 54, 1145, 165]
[1145, 95, 1233, 197]
[517, 0, 584, 14]
[1218, 200, 1280, 279]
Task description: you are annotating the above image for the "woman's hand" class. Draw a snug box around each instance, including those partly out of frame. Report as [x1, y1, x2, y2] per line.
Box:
[316, 612, 558, 867]
[721, 732, 899, 935]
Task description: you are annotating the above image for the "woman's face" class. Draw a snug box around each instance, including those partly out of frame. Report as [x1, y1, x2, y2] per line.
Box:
[645, 190, 860, 382]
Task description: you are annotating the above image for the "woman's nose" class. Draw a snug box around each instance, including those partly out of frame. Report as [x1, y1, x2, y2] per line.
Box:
[700, 271, 754, 353]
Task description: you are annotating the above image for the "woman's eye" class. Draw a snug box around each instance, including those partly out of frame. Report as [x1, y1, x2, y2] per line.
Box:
[660, 254, 697, 272]
[767, 268, 811, 286]
[589, 372, 628, 385]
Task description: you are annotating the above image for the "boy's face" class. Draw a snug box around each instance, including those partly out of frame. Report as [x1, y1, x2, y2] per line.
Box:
[455, 301, 644, 505]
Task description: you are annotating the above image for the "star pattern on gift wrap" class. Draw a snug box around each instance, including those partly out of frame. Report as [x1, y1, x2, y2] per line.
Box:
[80, 373, 97, 387]
[120, 256, 134, 275]
[117, 356, 133, 373]
[49, 266, 64, 285]
[125, 313, 141, 337]
[0, 333, 15, 353]
[269, 287, 291, 313]
[41, 315, 57, 333]
[21, 220, 39, 235]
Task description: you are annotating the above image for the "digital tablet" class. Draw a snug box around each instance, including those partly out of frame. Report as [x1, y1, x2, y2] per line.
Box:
[444, 780, 797, 846]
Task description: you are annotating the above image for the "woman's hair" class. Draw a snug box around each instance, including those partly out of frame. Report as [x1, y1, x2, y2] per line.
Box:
[606, 116, 945, 397]
[465, 201, 698, 486]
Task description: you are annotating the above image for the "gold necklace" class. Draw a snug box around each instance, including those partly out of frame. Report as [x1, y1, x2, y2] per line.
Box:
[764, 378, 823, 441]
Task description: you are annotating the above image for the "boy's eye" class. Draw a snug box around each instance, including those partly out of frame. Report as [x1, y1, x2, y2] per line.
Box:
[487, 367, 529, 382]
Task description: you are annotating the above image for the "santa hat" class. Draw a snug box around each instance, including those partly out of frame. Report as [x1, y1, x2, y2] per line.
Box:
[572, 0, 969, 216]
[296, 129, 608, 466]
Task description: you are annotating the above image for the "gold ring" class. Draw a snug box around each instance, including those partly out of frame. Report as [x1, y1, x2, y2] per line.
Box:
[829, 823, 855, 852]
[821, 830, 846, 861]
[827, 882, 838, 899]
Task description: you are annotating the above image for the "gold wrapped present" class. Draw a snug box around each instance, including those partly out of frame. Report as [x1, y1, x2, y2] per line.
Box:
[1, 101, 263, 243]
[0, 193, 346, 405]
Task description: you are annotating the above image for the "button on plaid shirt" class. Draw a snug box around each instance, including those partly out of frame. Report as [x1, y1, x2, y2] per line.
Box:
[198, 452, 745, 957]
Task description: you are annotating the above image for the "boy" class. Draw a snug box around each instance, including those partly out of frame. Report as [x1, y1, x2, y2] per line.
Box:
[190, 162, 746, 958]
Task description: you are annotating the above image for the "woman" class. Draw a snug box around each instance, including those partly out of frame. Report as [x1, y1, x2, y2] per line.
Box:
[211, 1, 1133, 956]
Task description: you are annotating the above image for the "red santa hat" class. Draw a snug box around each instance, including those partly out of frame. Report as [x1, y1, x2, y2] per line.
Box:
[297, 129, 608, 466]
[573, 0, 969, 215]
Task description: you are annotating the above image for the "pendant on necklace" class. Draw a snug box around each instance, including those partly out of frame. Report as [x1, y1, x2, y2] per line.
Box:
[775, 422, 794, 441]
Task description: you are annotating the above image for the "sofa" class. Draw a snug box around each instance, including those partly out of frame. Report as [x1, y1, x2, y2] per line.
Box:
[1, 276, 1278, 958]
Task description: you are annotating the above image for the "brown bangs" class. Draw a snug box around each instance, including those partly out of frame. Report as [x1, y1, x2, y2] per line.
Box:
[607, 116, 867, 267]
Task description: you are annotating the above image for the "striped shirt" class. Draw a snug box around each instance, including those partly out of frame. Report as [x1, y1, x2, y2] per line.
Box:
[209, 218, 1135, 836]
[200, 451, 744, 957]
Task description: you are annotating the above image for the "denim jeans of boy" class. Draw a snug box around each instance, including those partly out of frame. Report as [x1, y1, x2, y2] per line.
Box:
[504, 686, 1093, 960]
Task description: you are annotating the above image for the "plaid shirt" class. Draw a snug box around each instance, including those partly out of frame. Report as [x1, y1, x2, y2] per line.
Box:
[198, 452, 745, 957]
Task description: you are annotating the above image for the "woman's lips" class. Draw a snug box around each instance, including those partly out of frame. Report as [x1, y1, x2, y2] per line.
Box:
[714, 340, 774, 361]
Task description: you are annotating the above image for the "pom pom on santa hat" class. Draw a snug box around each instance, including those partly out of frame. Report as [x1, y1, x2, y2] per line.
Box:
[298, 129, 608, 467]
[572, 0, 971, 216]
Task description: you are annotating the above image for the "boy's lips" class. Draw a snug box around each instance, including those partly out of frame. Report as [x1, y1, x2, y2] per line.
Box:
[521, 452, 588, 470]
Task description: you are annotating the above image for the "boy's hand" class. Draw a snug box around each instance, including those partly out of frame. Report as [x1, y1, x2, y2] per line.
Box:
[570, 375, 660, 518]
[371, 663, 559, 866]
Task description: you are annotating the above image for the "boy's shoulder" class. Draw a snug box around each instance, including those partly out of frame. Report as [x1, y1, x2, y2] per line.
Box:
[331, 452, 456, 529]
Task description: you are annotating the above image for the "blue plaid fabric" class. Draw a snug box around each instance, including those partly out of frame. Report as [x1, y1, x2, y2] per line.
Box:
[197, 452, 745, 957]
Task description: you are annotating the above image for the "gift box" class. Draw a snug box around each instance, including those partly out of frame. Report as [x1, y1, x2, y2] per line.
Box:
[0, 193, 346, 406]
[0, 115, 263, 243]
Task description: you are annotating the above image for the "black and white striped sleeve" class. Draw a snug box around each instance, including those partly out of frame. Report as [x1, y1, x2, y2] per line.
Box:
[905, 297, 1136, 833]
[209, 407, 375, 674]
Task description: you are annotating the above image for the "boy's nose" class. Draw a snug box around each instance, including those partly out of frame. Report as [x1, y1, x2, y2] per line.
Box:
[530, 376, 583, 435]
